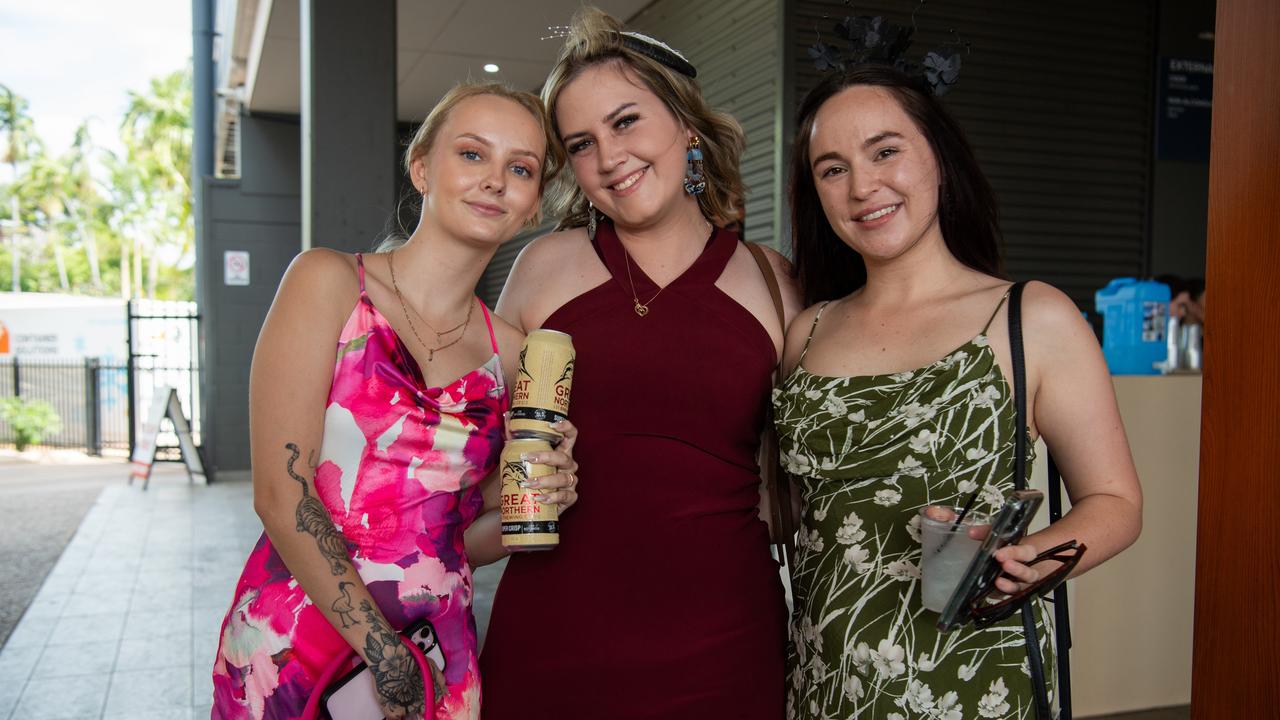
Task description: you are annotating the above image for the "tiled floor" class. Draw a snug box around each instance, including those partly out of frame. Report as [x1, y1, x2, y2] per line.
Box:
[0, 466, 505, 720]
[0, 462, 1185, 720]
[0, 468, 259, 720]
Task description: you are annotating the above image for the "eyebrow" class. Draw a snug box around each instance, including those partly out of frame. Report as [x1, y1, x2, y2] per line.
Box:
[457, 133, 540, 161]
[561, 102, 638, 145]
[862, 131, 903, 148]
[810, 131, 906, 168]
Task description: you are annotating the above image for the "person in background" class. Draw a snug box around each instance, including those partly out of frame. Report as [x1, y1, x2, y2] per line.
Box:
[1157, 274, 1206, 327]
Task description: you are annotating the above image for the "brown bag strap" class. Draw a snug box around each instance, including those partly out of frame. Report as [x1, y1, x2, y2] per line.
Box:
[745, 242, 786, 336]
[743, 242, 797, 581]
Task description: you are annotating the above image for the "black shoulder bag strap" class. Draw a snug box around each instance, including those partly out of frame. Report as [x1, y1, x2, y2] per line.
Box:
[1008, 281, 1071, 720]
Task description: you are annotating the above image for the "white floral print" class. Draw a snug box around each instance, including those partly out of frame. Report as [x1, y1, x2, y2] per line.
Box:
[775, 322, 1055, 720]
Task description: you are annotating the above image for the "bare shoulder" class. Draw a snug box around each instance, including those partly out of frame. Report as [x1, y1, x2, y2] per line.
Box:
[786, 301, 824, 344]
[278, 248, 359, 307]
[1018, 280, 1100, 366]
[1021, 280, 1088, 335]
[284, 247, 357, 286]
[487, 310, 526, 354]
[755, 244, 795, 277]
[781, 300, 831, 376]
[498, 227, 596, 329]
[510, 227, 592, 274]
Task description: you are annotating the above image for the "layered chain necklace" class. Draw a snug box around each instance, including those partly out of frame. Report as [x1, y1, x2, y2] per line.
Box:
[388, 249, 474, 362]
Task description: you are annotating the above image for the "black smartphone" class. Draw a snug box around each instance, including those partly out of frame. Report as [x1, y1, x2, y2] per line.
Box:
[936, 489, 1044, 633]
[319, 617, 444, 720]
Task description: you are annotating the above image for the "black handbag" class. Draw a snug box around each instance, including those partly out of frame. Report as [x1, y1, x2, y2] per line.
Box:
[1009, 281, 1074, 720]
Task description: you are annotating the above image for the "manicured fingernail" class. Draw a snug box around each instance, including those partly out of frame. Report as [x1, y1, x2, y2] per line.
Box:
[534, 494, 550, 502]
[522, 479, 541, 489]
[551, 420, 568, 428]
[520, 453, 537, 462]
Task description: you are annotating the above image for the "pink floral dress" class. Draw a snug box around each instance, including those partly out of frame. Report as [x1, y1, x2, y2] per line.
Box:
[211, 253, 506, 720]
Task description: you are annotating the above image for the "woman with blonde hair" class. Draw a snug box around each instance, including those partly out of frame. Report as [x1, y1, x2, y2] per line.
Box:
[210, 83, 579, 720]
[478, 7, 801, 719]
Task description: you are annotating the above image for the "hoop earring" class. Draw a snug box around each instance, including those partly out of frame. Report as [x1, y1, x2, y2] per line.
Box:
[587, 201, 597, 237]
[684, 136, 706, 195]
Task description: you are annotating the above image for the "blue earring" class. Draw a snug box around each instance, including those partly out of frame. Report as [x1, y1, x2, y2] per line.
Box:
[684, 136, 706, 195]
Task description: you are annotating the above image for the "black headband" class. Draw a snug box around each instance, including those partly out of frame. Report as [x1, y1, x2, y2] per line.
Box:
[620, 32, 697, 79]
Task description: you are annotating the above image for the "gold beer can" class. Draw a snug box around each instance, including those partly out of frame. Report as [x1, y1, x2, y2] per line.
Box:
[510, 329, 574, 442]
[499, 438, 560, 551]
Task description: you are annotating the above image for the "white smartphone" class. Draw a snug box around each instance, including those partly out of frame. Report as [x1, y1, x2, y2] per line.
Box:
[320, 618, 444, 720]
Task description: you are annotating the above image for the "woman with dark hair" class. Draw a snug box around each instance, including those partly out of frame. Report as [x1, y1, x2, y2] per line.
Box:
[477, 6, 801, 719]
[774, 66, 1142, 718]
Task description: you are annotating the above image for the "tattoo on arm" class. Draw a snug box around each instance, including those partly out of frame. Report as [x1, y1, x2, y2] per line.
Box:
[359, 600, 426, 716]
[285, 442, 350, 576]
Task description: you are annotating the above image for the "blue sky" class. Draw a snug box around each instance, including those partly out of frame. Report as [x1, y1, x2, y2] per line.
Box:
[0, 0, 192, 163]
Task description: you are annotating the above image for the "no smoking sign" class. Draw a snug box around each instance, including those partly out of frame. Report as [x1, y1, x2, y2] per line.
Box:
[224, 250, 250, 286]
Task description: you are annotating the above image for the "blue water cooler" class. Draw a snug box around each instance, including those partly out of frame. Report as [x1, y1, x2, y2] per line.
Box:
[1094, 278, 1170, 375]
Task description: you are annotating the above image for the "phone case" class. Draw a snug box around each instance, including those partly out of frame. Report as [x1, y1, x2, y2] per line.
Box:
[319, 617, 445, 720]
[936, 489, 1044, 633]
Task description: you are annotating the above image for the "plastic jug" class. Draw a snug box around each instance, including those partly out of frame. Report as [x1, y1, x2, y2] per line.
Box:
[1094, 278, 1170, 375]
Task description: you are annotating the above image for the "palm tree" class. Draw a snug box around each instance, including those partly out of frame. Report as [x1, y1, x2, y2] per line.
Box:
[119, 68, 193, 299]
[64, 122, 105, 290]
[0, 85, 45, 291]
[12, 155, 71, 292]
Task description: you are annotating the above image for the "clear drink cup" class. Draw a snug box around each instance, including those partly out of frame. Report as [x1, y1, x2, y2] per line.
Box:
[919, 505, 987, 613]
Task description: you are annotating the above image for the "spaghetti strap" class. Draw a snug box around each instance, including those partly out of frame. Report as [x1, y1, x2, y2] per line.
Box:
[479, 301, 499, 355]
[798, 301, 832, 365]
[980, 285, 1015, 335]
[355, 253, 369, 297]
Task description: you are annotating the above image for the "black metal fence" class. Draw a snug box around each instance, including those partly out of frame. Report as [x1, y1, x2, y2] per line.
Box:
[0, 300, 202, 456]
[0, 357, 130, 453]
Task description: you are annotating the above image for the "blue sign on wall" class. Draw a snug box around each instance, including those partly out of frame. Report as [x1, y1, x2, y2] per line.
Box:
[1157, 57, 1213, 162]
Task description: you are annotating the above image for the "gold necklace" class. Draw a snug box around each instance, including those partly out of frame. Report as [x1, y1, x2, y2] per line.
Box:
[620, 223, 714, 317]
[388, 250, 474, 362]
[621, 246, 664, 317]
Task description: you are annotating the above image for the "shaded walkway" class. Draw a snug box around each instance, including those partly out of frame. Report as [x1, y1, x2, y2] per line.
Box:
[0, 462, 505, 720]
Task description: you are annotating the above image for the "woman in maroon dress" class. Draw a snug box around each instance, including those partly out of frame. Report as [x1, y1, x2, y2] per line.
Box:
[472, 7, 801, 719]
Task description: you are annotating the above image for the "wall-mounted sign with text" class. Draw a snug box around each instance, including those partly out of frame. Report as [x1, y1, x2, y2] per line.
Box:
[1157, 57, 1213, 163]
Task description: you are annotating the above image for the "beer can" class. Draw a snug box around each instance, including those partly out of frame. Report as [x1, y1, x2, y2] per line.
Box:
[510, 329, 575, 441]
[499, 438, 560, 551]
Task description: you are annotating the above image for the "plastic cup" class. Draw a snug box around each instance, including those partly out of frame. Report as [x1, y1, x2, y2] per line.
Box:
[919, 506, 986, 613]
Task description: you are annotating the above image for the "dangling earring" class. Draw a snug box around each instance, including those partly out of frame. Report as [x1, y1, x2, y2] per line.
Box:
[684, 136, 706, 195]
[587, 201, 597, 237]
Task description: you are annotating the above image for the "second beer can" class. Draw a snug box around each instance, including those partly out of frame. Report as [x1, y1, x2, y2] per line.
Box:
[499, 438, 560, 551]
[510, 329, 574, 442]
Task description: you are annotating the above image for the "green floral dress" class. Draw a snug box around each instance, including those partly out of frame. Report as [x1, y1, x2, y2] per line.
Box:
[773, 295, 1056, 720]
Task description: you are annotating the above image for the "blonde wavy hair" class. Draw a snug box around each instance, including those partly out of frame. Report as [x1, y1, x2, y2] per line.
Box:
[541, 6, 746, 230]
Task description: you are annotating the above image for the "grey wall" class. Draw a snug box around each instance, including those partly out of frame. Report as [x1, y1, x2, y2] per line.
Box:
[1149, 0, 1215, 280]
[301, 0, 398, 253]
[198, 114, 302, 474]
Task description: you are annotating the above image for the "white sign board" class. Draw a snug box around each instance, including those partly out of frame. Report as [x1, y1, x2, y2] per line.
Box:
[130, 386, 207, 487]
[224, 251, 250, 286]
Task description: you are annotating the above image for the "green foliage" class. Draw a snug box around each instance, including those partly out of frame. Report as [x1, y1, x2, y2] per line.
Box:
[0, 397, 63, 451]
[0, 67, 194, 300]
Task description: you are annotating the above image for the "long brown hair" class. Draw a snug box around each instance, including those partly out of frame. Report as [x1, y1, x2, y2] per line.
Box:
[790, 66, 1004, 305]
[541, 6, 746, 230]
